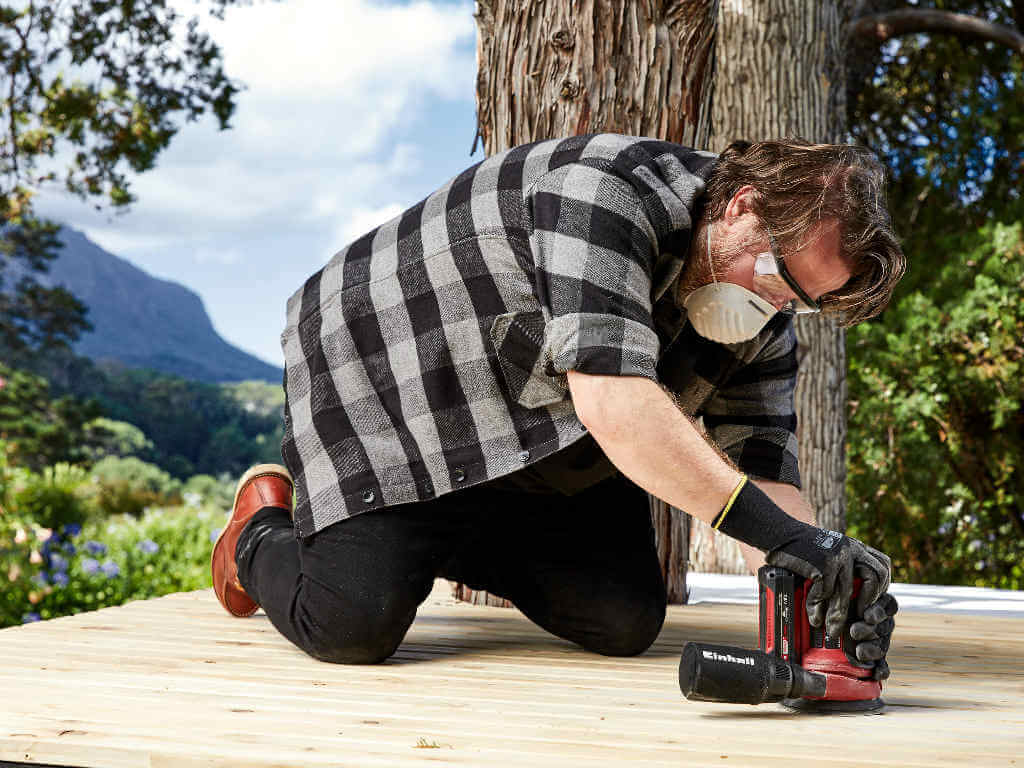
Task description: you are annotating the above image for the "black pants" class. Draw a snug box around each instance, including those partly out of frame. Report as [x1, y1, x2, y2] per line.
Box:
[234, 471, 666, 664]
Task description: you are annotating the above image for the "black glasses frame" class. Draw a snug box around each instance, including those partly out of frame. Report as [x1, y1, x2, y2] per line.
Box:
[765, 228, 822, 314]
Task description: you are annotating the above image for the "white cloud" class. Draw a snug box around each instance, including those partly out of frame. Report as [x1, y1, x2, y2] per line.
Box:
[35, 0, 479, 367]
[193, 246, 242, 266]
[51, 0, 474, 243]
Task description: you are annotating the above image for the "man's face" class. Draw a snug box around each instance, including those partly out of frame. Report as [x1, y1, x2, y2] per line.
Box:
[719, 217, 851, 312]
[679, 185, 853, 312]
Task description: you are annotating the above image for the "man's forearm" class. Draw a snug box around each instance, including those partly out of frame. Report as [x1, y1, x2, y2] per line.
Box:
[568, 371, 816, 574]
[570, 373, 743, 525]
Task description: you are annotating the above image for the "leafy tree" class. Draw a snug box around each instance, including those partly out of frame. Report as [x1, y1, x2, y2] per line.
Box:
[848, 0, 1023, 296]
[81, 416, 154, 462]
[27, 359, 284, 479]
[0, 361, 106, 470]
[1, 0, 246, 360]
[0, 218, 91, 363]
[843, 1, 1023, 586]
[847, 222, 1023, 588]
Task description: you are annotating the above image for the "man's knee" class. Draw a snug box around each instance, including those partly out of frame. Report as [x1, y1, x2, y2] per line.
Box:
[586, 596, 666, 657]
[298, 587, 416, 665]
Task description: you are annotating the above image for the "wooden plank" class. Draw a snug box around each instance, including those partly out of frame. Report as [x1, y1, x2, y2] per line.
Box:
[1, 582, 1022, 767]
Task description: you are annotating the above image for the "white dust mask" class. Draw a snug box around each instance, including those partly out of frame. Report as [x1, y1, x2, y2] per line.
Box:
[682, 223, 778, 344]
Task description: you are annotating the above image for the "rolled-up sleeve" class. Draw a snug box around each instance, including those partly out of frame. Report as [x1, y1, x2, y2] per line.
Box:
[526, 164, 662, 381]
[702, 319, 802, 488]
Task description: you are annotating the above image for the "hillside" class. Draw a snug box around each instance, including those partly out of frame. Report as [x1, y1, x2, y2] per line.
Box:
[9, 227, 282, 384]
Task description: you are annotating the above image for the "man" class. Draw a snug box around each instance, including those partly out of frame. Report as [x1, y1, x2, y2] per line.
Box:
[211, 134, 903, 677]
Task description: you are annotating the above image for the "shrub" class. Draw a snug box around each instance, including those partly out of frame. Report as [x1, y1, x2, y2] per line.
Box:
[0, 363, 105, 470]
[1, 503, 225, 628]
[7, 462, 95, 530]
[181, 472, 235, 511]
[88, 455, 183, 518]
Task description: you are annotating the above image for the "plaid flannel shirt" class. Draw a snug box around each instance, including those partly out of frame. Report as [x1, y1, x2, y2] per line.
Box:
[280, 133, 801, 539]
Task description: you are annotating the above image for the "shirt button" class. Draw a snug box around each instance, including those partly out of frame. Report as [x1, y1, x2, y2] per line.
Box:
[580, 423, 588, 432]
[453, 468, 466, 483]
[362, 489, 375, 504]
[518, 450, 530, 463]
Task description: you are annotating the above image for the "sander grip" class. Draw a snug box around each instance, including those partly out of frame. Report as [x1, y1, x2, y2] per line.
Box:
[679, 642, 827, 704]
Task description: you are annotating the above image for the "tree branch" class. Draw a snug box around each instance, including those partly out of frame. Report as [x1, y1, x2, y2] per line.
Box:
[850, 9, 1024, 55]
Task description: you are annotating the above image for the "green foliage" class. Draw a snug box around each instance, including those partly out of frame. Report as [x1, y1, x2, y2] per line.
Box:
[847, 221, 1024, 588]
[182, 473, 236, 512]
[223, 380, 287, 418]
[5, 351, 285, 479]
[72, 367, 284, 479]
[0, 218, 92, 359]
[0, 441, 227, 628]
[81, 417, 155, 461]
[0, 361, 105, 470]
[0, 504, 222, 629]
[849, 0, 1024, 282]
[88, 456, 183, 518]
[5, 462, 95, 531]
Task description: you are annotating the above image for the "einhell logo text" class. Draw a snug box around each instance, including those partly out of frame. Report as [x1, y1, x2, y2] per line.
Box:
[702, 650, 755, 666]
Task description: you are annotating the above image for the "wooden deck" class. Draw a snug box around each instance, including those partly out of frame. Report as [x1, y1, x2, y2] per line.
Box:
[1, 580, 1022, 767]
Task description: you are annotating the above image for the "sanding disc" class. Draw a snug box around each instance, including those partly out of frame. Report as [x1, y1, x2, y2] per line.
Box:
[781, 697, 886, 714]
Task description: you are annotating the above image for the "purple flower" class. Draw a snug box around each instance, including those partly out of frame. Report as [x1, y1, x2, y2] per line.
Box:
[84, 540, 108, 556]
[32, 572, 49, 587]
[101, 560, 120, 578]
[81, 558, 101, 575]
[52, 572, 69, 587]
[22, 612, 41, 623]
[61, 523, 82, 537]
[137, 539, 159, 555]
[49, 553, 68, 573]
[62, 541, 77, 556]
[210, 528, 222, 543]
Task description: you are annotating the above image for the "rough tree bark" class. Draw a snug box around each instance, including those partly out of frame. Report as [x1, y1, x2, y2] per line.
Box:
[690, 0, 851, 572]
[460, 0, 850, 604]
[458, 0, 716, 607]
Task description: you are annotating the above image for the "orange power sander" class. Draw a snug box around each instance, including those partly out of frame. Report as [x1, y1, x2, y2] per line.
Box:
[678, 565, 884, 713]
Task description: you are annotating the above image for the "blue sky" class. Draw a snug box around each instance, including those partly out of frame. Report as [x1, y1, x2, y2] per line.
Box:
[37, 0, 483, 369]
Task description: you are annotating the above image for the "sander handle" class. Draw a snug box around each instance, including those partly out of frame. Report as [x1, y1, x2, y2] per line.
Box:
[679, 642, 827, 705]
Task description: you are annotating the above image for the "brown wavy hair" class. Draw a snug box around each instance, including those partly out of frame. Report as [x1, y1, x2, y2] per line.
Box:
[701, 138, 906, 326]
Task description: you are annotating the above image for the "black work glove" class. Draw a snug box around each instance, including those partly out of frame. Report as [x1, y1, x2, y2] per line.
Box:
[846, 592, 899, 681]
[709, 478, 892, 640]
[765, 530, 892, 640]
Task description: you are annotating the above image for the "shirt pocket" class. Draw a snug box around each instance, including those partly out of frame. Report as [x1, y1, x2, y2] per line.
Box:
[489, 310, 569, 409]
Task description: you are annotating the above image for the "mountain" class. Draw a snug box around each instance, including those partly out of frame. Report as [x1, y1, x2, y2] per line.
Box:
[7, 227, 282, 384]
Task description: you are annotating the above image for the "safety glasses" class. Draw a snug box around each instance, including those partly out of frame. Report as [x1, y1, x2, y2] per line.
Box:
[752, 228, 821, 315]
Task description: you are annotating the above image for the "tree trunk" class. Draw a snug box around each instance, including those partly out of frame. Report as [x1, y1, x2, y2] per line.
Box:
[692, 0, 851, 572]
[462, 0, 716, 607]
[650, 496, 690, 603]
[463, 0, 850, 605]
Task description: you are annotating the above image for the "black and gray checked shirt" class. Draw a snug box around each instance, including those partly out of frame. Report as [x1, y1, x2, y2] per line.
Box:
[280, 133, 801, 539]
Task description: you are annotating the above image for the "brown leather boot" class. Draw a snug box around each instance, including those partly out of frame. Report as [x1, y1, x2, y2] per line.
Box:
[211, 463, 294, 617]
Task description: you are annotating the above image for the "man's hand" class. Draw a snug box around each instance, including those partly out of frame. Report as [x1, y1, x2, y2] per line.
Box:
[765, 530, 892, 639]
[847, 593, 899, 681]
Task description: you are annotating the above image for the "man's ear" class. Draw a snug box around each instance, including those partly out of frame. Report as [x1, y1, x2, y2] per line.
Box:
[724, 184, 760, 223]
